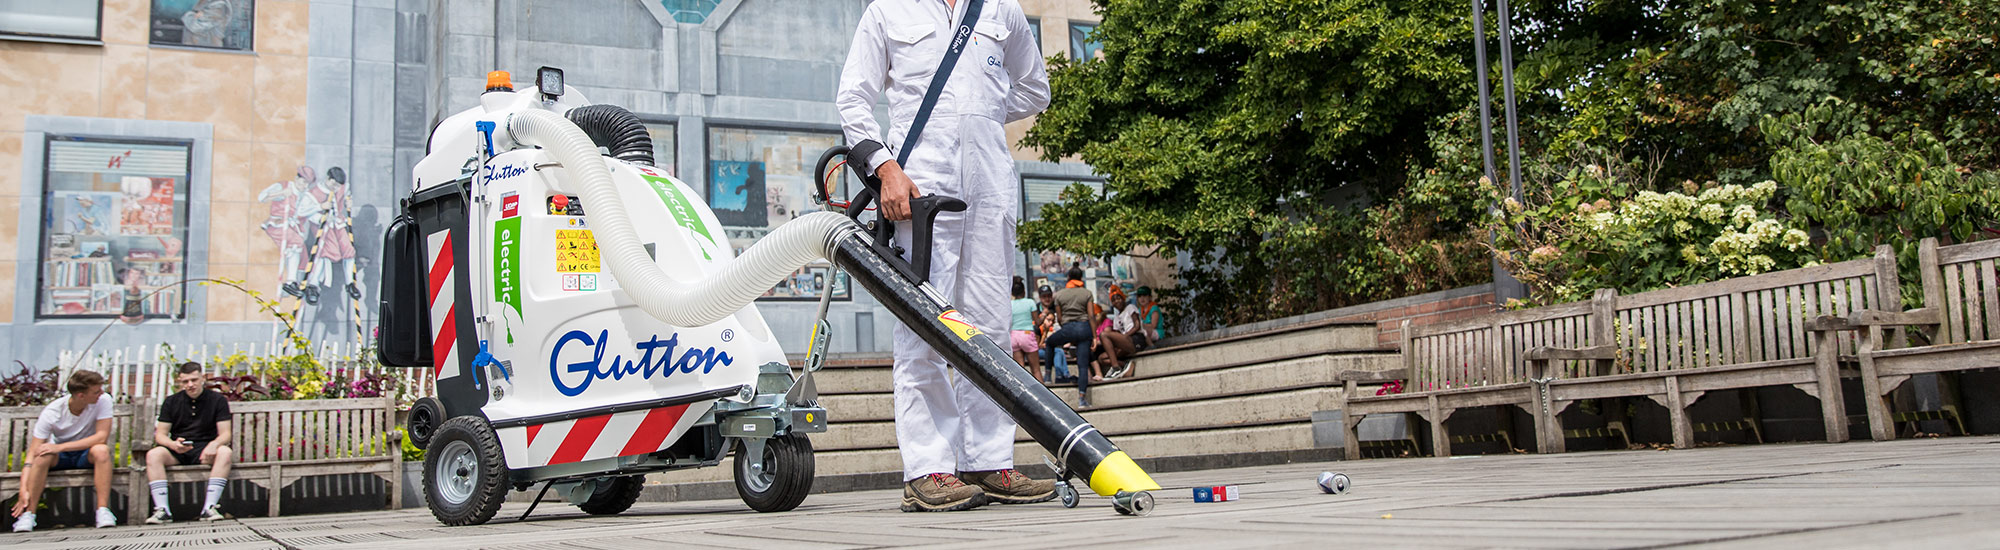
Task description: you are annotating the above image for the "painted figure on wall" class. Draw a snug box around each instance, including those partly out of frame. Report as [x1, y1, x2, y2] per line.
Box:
[306, 167, 361, 303]
[257, 166, 317, 294]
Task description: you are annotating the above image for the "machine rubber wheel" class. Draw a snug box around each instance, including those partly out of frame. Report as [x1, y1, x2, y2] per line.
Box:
[733, 433, 814, 512]
[1057, 482, 1080, 508]
[424, 416, 510, 526]
[406, 397, 444, 450]
[575, 475, 645, 515]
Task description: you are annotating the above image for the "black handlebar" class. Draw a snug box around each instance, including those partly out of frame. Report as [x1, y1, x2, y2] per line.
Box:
[812, 146, 966, 284]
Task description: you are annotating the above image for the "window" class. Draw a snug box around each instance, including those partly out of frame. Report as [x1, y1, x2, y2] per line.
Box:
[706, 125, 849, 300]
[0, 1, 102, 41]
[1068, 22, 1102, 60]
[1021, 177, 1105, 291]
[661, 0, 722, 24]
[149, 0, 253, 51]
[37, 136, 194, 320]
[644, 122, 677, 176]
[1025, 16, 1042, 52]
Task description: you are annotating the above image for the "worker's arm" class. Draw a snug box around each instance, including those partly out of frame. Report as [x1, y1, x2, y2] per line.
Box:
[836, 6, 893, 174]
[1000, 2, 1050, 123]
[834, 5, 917, 220]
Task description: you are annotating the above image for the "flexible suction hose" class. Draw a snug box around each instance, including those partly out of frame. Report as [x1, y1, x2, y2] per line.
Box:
[507, 108, 860, 327]
[565, 104, 653, 166]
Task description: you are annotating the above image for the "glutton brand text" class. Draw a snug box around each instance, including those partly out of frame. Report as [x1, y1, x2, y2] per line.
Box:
[549, 330, 735, 396]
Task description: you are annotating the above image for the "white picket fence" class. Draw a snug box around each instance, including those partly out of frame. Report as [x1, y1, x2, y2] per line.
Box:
[55, 341, 435, 407]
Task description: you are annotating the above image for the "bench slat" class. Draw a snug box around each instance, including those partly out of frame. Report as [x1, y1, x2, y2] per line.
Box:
[1980, 259, 1998, 342]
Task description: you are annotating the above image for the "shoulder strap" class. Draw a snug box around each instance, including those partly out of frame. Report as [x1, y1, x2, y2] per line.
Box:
[896, 0, 986, 166]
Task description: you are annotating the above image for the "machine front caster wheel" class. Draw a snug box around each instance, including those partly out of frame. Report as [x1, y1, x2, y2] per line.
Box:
[1111, 490, 1154, 516]
[1056, 482, 1079, 508]
[734, 433, 815, 512]
[423, 416, 510, 526]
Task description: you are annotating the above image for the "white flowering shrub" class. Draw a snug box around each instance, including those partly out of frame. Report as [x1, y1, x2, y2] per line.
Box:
[1491, 171, 1817, 306]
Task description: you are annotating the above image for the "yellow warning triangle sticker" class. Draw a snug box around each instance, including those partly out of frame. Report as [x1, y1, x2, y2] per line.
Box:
[937, 309, 983, 341]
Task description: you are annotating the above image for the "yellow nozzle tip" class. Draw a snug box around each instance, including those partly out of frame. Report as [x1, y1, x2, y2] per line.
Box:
[1085, 451, 1160, 496]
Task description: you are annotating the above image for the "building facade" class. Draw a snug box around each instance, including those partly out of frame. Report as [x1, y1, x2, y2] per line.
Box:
[1, 0, 1113, 368]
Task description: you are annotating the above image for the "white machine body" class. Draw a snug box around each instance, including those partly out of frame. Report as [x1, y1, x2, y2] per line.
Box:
[415, 86, 787, 470]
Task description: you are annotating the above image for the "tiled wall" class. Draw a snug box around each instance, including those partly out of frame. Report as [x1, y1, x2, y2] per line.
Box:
[0, 0, 313, 324]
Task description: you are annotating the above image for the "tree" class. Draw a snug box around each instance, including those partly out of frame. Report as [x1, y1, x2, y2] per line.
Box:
[1022, 0, 1491, 327]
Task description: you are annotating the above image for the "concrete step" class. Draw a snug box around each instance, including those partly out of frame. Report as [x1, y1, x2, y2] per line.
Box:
[806, 351, 1399, 423]
[1046, 352, 1399, 410]
[811, 387, 1342, 451]
[1129, 321, 1381, 378]
[646, 422, 1319, 485]
[810, 365, 891, 395]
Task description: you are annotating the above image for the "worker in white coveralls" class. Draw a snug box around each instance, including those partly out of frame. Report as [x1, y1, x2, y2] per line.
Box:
[837, 0, 1054, 512]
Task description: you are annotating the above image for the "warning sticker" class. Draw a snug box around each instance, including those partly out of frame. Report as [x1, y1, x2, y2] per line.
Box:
[555, 229, 601, 273]
[937, 309, 983, 341]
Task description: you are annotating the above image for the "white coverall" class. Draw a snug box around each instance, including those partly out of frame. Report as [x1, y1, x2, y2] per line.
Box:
[836, 0, 1050, 481]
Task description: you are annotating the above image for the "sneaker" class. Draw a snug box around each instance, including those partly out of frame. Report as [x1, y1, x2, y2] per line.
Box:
[198, 505, 225, 522]
[145, 507, 174, 525]
[900, 473, 988, 512]
[959, 469, 1056, 504]
[11, 512, 32, 533]
[95, 507, 118, 528]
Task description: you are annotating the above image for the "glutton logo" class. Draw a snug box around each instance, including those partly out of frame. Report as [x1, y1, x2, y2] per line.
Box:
[549, 330, 735, 396]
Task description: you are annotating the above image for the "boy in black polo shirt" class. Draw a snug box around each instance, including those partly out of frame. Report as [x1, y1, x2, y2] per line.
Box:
[143, 362, 235, 523]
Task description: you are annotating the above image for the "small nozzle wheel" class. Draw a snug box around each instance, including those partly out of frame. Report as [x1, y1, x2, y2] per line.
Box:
[1111, 490, 1155, 516]
[1056, 481, 1079, 509]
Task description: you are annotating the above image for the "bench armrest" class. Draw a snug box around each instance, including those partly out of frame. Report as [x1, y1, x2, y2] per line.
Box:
[1524, 345, 1617, 361]
[1805, 308, 1941, 332]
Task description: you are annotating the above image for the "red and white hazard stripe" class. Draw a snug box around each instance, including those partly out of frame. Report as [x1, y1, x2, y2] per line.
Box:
[427, 230, 461, 379]
[499, 403, 710, 468]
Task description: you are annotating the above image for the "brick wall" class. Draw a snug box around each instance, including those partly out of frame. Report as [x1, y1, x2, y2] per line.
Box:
[1329, 291, 1498, 347]
[1152, 284, 1498, 350]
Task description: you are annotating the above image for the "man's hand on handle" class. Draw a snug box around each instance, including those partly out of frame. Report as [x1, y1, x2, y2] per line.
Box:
[877, 160, 918, 221]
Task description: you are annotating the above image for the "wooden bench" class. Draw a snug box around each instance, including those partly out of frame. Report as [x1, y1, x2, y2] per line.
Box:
[1339, 297, 1603, 459]
[1809, 238, 2000, 441]
[1342, 246, 1901, 459]
[125, 396, 404, 520]
[1524, 247, 1903, 452]
[2, 398, 151, 521]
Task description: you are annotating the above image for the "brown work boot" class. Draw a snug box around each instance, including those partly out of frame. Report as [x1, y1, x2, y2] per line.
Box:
[959, 469, 1056, 504]
[901, 473, 990, 512]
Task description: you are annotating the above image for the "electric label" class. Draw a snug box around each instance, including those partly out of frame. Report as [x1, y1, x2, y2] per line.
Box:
[493, 217, 523, 343]
[636, 169, 718, 259]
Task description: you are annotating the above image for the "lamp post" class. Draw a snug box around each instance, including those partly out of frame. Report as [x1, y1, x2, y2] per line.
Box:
[1473, 0, 1527, 304]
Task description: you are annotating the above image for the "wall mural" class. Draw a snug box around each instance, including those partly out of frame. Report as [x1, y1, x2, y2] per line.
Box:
[257, 165, 376, 346]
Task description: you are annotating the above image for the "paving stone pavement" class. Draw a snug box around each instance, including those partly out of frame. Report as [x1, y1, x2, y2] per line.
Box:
[8, 436, 1999, 549]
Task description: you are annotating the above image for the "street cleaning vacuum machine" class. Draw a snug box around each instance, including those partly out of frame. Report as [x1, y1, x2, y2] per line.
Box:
[376, 68, 1160, 526]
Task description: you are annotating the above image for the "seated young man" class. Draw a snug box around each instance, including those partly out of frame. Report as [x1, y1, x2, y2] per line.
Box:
[10, 370, 119, 532]
[143, 362, 234, 524]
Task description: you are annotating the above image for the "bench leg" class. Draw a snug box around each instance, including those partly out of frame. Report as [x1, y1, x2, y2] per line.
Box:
[1342, 413, 1364, 461]
[128, 470, 147, 523]
[268, 465, 283, 518]
[1426, 396, 1452, 459]
[1665, 377, 1693, 450]
[1857, 348, 1894, 442]
[1811, 330, 1852, 443]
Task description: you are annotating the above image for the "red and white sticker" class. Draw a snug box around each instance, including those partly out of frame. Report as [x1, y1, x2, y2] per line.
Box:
[500, 192, 519, 219]
[937, 309, 983, 341]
